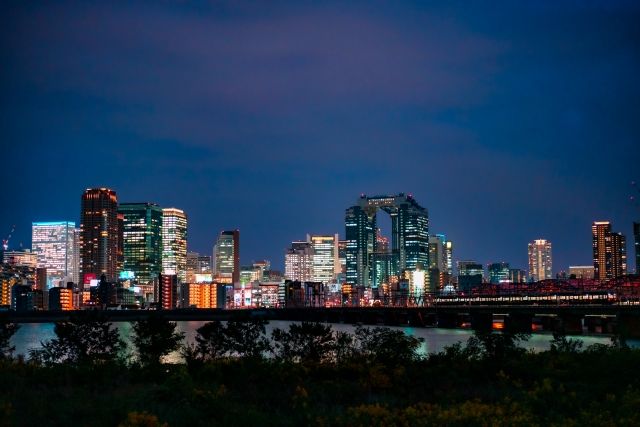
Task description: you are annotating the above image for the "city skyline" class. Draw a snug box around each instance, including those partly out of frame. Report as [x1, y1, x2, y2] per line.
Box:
[2, 2, 639, 274]
[14, 187, 638, 276]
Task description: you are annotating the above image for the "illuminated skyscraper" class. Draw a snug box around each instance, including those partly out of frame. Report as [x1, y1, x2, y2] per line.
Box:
[634, 222, 640, 274]
[119, 202, 163, 284]
[80, 188, 119, 284]
[488, 262, 510, 284]
[31, 221, 79, 287]
[592, 221, 627, 280]
[161, 208, 188, 282]
[308, 234, 340, 283]
[457, 260, 483, 292]
[285, 241, 313, 282]
[214, 230, 239, 283]
[345, 194, 428, 287]
[528, 239, 552, 281]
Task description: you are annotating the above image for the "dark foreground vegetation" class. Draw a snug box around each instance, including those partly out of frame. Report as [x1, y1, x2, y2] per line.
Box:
[0, 315, 639, 426]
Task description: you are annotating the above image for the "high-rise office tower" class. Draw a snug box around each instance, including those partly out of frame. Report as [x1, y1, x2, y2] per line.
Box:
[338, 240, 348, 275]
[592, 221, 627, 280]
[161, 208, 188, 283]
[284, 241, 313, 282]
[119, 202, 163, 284]
[308, 234, 340, 283]
[634, 222, 640, 274]
[457, 260, 483, 292]
[429, 234, 450, 272]
[31, 221, 79, 287]
[528, 239, 552, 281]
[80, 188, 119, 284]
[214, 230, 239, 283]
[428, 234, 453, 289]
[509, 268, 527, 283]
[371, 228, 394, 288]
[345, 194, 428, 287]
[488, 262, 510, 284]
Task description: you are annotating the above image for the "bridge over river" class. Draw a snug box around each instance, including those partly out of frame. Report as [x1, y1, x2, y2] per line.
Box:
[3, 303, 640, 338]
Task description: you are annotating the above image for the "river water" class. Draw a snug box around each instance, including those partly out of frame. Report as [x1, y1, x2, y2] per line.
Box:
[12, 320, 629, 362]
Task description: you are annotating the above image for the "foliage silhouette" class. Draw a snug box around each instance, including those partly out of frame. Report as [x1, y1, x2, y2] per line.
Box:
[0, 320, 19, 360]
[549, 331, 583, 353]
[29, 312, 125, 365]
[271, 322, 342, 363]
[354, 326, 424, 365]
[131, 315, 185, 367]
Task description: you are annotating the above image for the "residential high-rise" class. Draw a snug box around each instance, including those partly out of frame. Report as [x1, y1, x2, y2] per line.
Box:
[158, 274, 178, 310]
[80, 188, 119, 284]
[634, 222, 640, 274]
[569, 265, 594, 279]
[528, 239, 552, 281]
[214, 230, 239, 283]
[285, 241, 313, 282]
[308, 234, 340, 283]
[31, 221, 79, 287]
[118, 202, 163, 285]
[345, 194, 428, 287]
[161, 208, 188, 282]
[592, 221, 627, 280]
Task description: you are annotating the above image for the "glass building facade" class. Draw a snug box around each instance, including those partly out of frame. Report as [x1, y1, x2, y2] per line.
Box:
[119, 202, 163, 285]
[161, 208, 188, 283]
[488, 262, 510, 284]
[308, 234, 340, 283]
[214, 230, 239, 283]
[634, 222, 640, 275]
[31, 221, 79, 287]
[345, 194, 429, 287]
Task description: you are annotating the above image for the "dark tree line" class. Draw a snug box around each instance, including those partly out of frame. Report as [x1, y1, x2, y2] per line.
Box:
[0, 315, 632, 368]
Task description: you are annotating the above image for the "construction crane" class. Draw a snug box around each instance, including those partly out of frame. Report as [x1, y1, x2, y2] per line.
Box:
[2, 224, 15, 251]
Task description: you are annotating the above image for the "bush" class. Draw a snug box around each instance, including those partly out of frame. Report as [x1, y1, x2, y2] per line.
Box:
[186, 320, 271, 362]
[354, 326, 424, 365]
[271, 322, 341, 363]
[0, 320, 19, 360]
[29, 312, 125, 365]
[131, 315, 185, 367]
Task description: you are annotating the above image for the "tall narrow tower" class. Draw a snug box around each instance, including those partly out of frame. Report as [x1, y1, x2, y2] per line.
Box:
[592, 221, 627, 280]
[162, 208, 188, 283]
[80, 188, 119, 284]
[528, 239, 552, 281]
[214, 230, 240, 284]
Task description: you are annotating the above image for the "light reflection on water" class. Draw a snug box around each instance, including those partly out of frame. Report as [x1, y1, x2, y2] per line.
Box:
[11, 320, 630, 363]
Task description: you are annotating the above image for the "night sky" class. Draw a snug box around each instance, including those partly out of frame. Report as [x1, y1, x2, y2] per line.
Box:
[1, 1, 639, 274]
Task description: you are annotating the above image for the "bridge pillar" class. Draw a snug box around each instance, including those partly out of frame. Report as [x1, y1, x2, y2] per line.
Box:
[504, 313, 532, 334]
[555, 314, 584, 335]
[470, 312, 493, 333]
[616, 314, 640, 339]
[436, 312, 461, 328]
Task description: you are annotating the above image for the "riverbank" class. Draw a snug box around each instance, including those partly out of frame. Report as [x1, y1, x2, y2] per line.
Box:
[1, 344, 639, 426]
